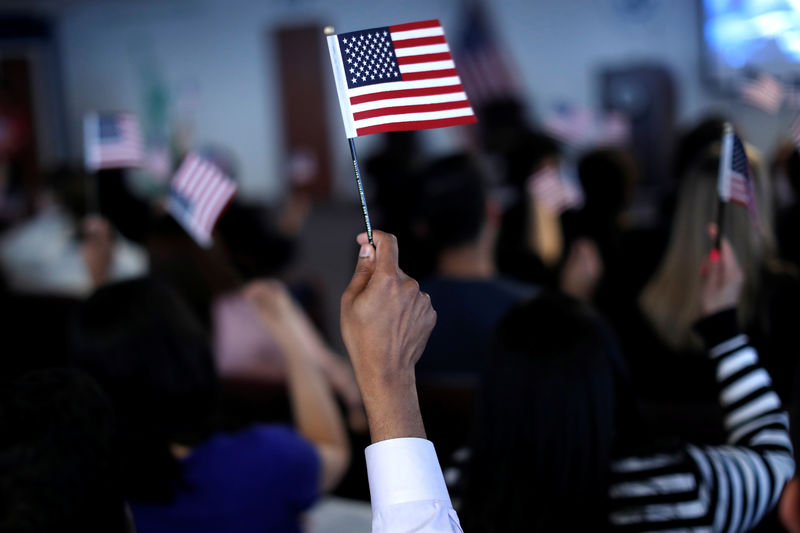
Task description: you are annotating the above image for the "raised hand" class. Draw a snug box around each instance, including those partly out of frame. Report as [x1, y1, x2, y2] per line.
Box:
[340, 230, 436, 443]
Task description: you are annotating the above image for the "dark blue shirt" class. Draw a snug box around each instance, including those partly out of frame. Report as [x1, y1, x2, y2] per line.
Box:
[418, 276, 538, 378]
[130, 425, 319, 533]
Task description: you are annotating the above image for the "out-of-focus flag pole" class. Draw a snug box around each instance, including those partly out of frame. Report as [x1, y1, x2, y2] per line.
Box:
[714, 122, 734, 256]
[324, 19, 477, 247]
[325, 25, 374, 246]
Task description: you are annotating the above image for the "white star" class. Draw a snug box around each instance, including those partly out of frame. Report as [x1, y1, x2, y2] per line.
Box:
[371, 44, 375, 49]
[359, 35, 364, 40]
[383, 31, 387, 36]
[349, 68, 354, 73]
[371, 75, 375, 79]
[391, 61, 396, 66]
[351, 77, 356, 83]
[393, 72, 398, 77]
[378, 73, 383, 78]
[362, 76, 366, 81]
[360, 66, 364, 71]
[347, 58, 352, 63]
[343, 38, 348, 43]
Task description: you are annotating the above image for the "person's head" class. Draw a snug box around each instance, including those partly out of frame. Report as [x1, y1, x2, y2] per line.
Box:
[672, 115, 727, 182]
[578, 148, 637, 221]
[69, 277, 218, 502]
[462, 292, 633, 531]
[414, 153, 495, 261]
[0, 368, 129, 532]
[503, 130, 561, 190]
[640, 142, 775, 351]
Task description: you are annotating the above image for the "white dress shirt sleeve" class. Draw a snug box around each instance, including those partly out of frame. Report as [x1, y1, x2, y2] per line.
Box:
[365, 438, 463, 533]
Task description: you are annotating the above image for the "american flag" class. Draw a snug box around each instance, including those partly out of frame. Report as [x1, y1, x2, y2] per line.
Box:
[167, 152, 237, 247]
[326, 19, 476, 138]
[83, 112, 144, 171]
[527, 164, 583, 214]
[718, 127, 758, 224]
[453, 1, 521, 107]
[739, 73, 784, 115]
[791, 113, 800, 150]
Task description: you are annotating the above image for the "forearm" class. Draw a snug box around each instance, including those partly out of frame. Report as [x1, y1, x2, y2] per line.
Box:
[278, 328, 349, 450]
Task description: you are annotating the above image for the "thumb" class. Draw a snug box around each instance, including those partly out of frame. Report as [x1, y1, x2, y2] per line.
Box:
[344, 241, 376, 301]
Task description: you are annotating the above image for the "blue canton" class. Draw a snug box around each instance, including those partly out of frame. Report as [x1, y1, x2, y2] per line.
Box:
[338, 27, 401, 89]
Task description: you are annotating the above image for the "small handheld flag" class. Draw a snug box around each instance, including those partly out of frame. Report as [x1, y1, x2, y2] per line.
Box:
[527, 165, 583, 215]
[714, 123, 758, 249]
[167, 152, 237, 248]
[83, 112, 144, 172]
[325, 20, 476, 245]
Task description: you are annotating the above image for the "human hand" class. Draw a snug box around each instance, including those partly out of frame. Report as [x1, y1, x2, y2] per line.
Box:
[340, 230, 436, 441]
[560, 238, 603, 301]
[81, 215, 113, 288]
[700, 224, 744, 316]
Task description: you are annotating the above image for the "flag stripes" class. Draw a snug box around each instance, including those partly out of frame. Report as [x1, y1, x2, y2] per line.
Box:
[167, 152, 237, 247]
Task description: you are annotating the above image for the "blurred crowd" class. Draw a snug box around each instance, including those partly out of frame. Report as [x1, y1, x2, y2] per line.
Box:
[2, 44, 800, 533]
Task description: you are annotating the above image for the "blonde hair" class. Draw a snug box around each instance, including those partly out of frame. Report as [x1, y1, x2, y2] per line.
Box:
[639, 143, 776, 351]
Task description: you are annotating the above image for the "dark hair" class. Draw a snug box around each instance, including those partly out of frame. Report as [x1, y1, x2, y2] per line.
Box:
[415, 153, 489, 257]
[578, 148, 637, 219]
[0, 368, 127, 532]
[69, 277, 218, 503]
[461, 292, 637, 531]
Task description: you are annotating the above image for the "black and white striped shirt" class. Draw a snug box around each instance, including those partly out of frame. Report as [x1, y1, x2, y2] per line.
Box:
[608, 312, 795, 532]
[445, 311, 795, 532]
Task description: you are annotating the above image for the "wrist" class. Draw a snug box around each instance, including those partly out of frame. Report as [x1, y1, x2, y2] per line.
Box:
[357, 371, 425, 443]
[693, 308, 740, 348]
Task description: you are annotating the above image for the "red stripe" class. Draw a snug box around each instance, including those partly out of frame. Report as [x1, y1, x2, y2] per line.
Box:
[349, 84, 464, 105]
[356, 115, 477, 136]
[392, 36, 446, 48]
[401, 69, 458, 81]
[397, 52, 452, 65]
[389, 20, 441, 32]
[353, 100, 472, 121]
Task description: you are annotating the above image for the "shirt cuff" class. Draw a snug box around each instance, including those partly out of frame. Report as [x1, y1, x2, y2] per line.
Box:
[365, 437, 452, 509]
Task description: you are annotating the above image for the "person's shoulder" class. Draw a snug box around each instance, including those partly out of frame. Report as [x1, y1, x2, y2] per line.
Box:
[492, 276, 541, 301]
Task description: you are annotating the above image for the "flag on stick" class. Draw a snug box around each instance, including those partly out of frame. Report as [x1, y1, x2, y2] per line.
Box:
[739, 73, 784, 115]
[167, 152, 237, 247]
[791, 113, 800, 151]
[717, 123, 759, 230]
[83, 112, 144, 171]
[326, 19, 476, 138]
[527, 164, 583, 214]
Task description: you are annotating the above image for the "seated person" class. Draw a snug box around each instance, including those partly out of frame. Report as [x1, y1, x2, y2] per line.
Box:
[69, 276, 349, 532]
[454, 229, 794, 531]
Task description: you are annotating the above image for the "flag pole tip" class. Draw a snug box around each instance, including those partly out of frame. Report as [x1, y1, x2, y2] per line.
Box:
[723, 122, 733, 134]
[323, 25, 335, 36]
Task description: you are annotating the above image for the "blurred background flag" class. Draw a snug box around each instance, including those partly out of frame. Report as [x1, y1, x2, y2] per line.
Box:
[718, 125, 758, 224]
[167, 152, 237, 247]
[326, 19, 476, 138]
[83, 112, 144, 171]
[453, 0, 522, 107]
[792, 113, 800, 150]
[527, 164, 583, 214]
[739, 73, 784, 114]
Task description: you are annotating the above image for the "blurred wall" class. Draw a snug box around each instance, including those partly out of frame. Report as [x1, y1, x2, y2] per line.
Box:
[53, 0, 797, 202]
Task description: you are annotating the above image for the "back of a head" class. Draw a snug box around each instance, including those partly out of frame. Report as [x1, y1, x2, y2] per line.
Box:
[462, 292, 621, 532]
[415, 153, 489, 258]
[0, 368, 127, 532]
[641, 144, 774, 351]
[69, 277, 218, 502]
[578, 148, 637, 219]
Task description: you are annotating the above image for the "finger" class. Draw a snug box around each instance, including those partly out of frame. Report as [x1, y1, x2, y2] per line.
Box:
[707, 223, 718, 242]
[372, 230, 400, 275]
[343, 240, 376, 300]
[356, 232, 370, 246]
